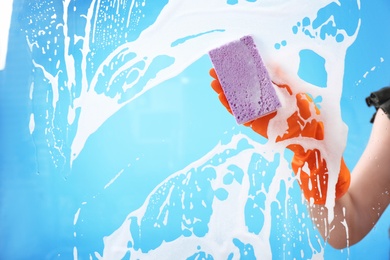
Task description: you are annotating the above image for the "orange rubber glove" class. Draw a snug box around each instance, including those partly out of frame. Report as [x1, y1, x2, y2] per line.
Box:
[210, 68, 350, 205]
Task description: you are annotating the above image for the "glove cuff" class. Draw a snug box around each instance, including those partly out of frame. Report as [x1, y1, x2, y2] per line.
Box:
[335, 158, 351, 200]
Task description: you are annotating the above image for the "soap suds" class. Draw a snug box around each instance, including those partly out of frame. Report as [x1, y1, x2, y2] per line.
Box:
[22, 0, 361, 258]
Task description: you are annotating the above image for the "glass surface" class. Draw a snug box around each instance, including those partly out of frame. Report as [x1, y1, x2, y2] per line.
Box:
[1, 0, 389, 259]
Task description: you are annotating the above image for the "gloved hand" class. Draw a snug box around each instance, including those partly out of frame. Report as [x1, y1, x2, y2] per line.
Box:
[210, 68, 350, 204]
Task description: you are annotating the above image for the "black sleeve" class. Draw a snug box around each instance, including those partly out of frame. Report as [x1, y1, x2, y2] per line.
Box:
[366, 86, 390, 123]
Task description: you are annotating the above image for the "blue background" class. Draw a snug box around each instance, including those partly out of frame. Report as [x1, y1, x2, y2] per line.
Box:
[1, 0, 389, 259]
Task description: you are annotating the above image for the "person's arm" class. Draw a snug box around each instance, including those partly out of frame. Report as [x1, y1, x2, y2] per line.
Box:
[209, 68, 389, 248]
[310, 109, 390, 249]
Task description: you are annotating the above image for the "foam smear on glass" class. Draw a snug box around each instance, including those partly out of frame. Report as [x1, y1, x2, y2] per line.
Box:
[88, 1, 359, 259]
[96, 133, 292, 259]
[25, 0, 357, 170]
[0, 0, 14, 70]
[21, 0, 360, 258]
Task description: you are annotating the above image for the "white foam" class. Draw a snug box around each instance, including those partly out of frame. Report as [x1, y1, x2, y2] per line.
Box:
[356, 57, 383, 86]
[95, 0, 358, 256]
[98, 133, 277, 259]
[104, 169, 125, 189]
[94, 0, 358, 257]
[24, 0, 354, 179]
[24, 0, 360, 257]
[29, 113, 35, 134]
[68, 0, 353, 169]
[0, 0, 14, 70]
[74, 208, 81, 225]
[73, 246, 78, 260]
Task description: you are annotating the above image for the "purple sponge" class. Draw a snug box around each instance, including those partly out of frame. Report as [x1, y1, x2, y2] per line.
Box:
[209, 35, 281, 124]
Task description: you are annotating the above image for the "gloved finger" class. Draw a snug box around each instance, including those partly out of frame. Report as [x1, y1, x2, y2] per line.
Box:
[209, 68, 218, 80]
[243, 120, 253, 127]
[250, 111, 277, 138]
[296, 93, 313, 120]
[211, 79, 223, 94]
[273, 82, 293, 95]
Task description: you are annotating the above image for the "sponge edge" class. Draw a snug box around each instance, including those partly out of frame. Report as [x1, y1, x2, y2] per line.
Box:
[209, 35, 281, 124]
